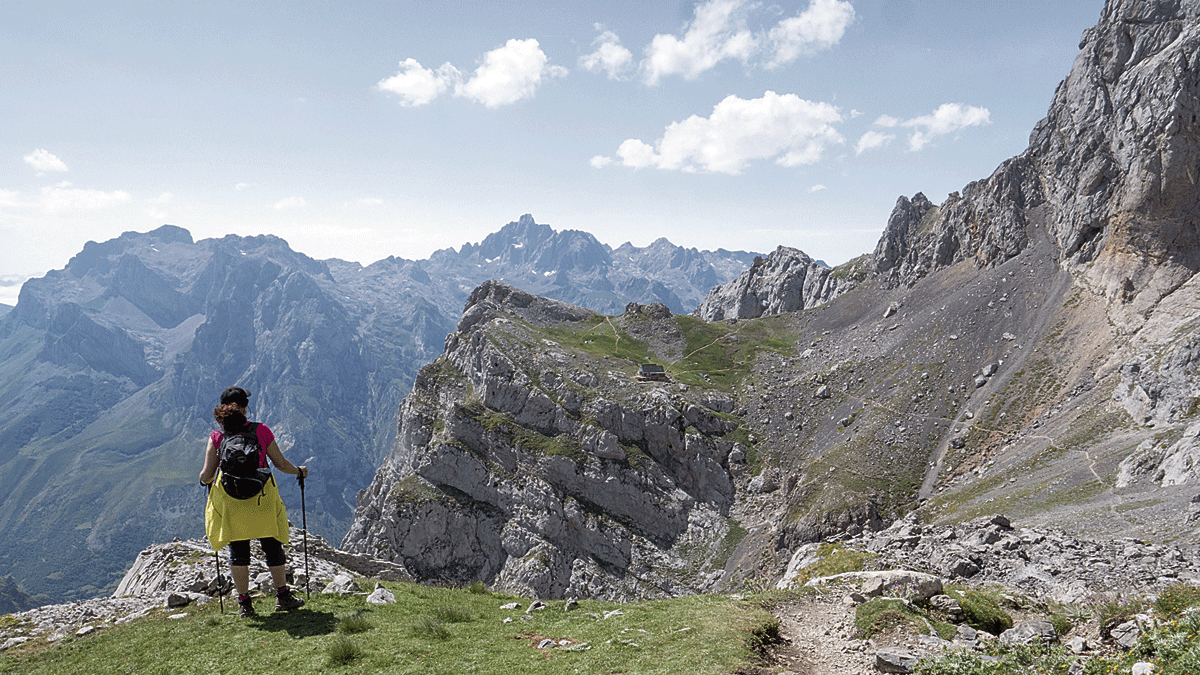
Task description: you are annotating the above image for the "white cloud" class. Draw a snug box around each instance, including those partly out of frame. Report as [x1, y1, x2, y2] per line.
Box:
[273, 196, 306, 209]
[0, 189, 22, 208]
[855, 130, 895, 154]
[377, 58, 460, 107]
[608, 91, 843, 174]
[765, 0, 855, 68]
[642, 0, 757, 85]
[380, 39, 565, 108]
[235, 182, 255, 191]
[24, 148, 69, 173]
[358, 198, 384, 205]
[809, 184, 827, 192]
[874, 115, 900, 128]
[456, 38, 565, 108]
[901, 103, 991, 150]
[579, 29, 635, 80]
[40, 182, 131, 212]
[145, 193, 173, 219]
[589, 155, 614, 168]
[636, 0, 853, 84]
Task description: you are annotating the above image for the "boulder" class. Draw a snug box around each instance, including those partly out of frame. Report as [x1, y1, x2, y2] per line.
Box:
[875, 647, 919, 673]
[1000, 619, 1058, 647]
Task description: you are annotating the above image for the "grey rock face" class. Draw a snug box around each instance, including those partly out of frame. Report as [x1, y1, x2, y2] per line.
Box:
[1000, 619, 1059, 647]
[875, 647, 919, 673]
[1117, 422, 1200, 487]
[873, 0, 1200, 300]
[343, 282, 739, 601]
[693, 246, 854, 320]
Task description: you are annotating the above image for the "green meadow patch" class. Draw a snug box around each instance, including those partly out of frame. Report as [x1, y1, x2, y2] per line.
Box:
[0, 583, 778, 675]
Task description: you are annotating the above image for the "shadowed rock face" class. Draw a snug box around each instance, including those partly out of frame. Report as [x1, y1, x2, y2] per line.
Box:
[343, 283, 740, 600]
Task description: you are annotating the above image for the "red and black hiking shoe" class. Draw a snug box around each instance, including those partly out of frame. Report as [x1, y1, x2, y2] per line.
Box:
[275, 586, 304, 611]
[237, 594, 256, 618]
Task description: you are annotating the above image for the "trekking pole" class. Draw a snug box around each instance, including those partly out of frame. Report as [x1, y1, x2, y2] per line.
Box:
[298, 472, 310, 599]
[206, 483, 224, 614]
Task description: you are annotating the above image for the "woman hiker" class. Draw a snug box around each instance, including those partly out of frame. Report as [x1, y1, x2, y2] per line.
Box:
[199, 386, 309, 617]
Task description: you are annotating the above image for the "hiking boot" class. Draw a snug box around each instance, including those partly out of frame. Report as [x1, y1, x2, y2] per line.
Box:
[237, 594, 256, 618]
[275, 586, 304, 611]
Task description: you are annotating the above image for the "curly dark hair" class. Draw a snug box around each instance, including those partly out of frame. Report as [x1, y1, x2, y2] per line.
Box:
[213, 403, 248, 433]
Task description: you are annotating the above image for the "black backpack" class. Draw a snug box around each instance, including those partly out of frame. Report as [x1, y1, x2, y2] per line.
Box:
[218, 423, 273, 499]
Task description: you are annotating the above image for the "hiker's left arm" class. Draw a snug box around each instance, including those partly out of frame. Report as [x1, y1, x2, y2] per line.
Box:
[266, 441, 308, 478]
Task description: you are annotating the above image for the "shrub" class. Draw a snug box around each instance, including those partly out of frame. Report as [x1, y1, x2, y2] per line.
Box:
[467, 581, 489, 595]
[1048, 613, 1072, 636]
[745, 616, 782, 656]
[948, 589, 1013, 635]
[1084, 592, 1146, 628]
[854, 598, 924, 639]
[1155, 583, 1200, 619]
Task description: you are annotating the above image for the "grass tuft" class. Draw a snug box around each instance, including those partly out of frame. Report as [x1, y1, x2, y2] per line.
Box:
[411, 615, 453, 640]
[1154, 582, 1200, 619]
[336, 610, 373, 635]
[325, 637, 363, 666]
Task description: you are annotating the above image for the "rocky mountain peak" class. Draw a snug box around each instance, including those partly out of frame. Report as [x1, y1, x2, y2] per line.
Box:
[873, 0, 1200, 313]
[693, 245, 854, 320]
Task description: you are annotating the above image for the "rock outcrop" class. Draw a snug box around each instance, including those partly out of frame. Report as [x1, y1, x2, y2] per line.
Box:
[343, 281, 742, 600]
[784, 514, 1200, 604]
[693, 246, 855, 320]
[874, 0, 1200, 308]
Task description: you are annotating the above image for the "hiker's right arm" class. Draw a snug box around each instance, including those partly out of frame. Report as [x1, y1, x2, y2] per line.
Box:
[199, 438, 219, 485]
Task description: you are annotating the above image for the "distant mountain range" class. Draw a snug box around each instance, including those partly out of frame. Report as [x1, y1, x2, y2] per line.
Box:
[0, 215, 761, 604]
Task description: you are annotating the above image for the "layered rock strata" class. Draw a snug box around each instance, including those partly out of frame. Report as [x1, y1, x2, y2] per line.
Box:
[343, 282, 743, 600]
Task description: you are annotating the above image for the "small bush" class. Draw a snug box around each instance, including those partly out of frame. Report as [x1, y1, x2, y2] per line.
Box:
[948, 589, 1013, 635]
[1048, 613, 1072, 636]
[1155, 583, 1200, 619]
[326, 637, 363, 666]
[467, 581, 488, 595]
[854, 599, 923, 639]
[1085, 592, 1146, 628]
[745, 616, 782, 655]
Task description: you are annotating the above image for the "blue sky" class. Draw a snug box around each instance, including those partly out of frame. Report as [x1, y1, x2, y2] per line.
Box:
[1, 0, 1104, 307]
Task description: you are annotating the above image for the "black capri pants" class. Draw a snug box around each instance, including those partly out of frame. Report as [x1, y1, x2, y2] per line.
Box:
[228, 537, 286, 567]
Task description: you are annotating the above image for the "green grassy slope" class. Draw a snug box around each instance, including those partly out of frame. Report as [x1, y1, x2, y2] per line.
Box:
[0, 582, 780, 675]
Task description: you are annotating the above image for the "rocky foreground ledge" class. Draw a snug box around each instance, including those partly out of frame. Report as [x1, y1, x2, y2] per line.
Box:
[0, 527, 410, 650]
[781, 513, 1200, 603]
[3, 514, 1198, 671]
